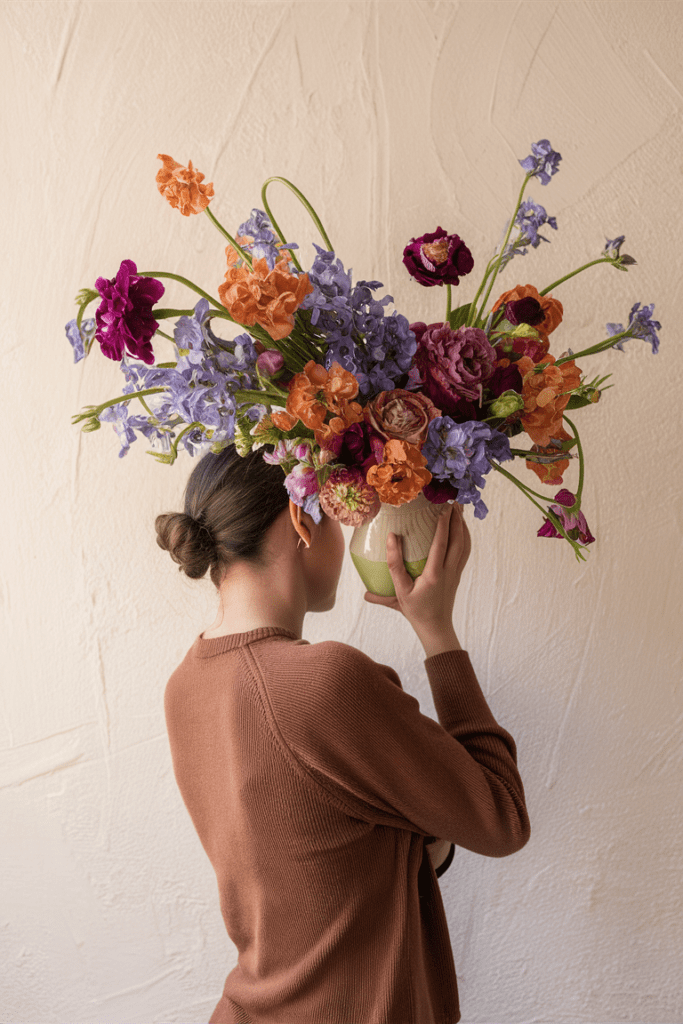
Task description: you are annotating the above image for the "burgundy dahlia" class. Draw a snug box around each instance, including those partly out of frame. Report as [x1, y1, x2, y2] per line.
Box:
[411, 322, 497, 417]
[402, 227, 474, 288]
[94, 259, 164, 364]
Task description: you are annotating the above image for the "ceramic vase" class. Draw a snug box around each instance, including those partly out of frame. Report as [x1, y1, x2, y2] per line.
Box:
[349, 490, 444, 597]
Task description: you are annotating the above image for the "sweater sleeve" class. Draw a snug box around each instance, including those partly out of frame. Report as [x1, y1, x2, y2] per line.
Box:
[256, 642, 530, 859]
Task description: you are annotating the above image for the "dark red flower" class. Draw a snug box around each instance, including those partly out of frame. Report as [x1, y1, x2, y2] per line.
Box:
[411, 321, 497, 417]
[402, 227, 474, 287]
[538, 489, 595, 544]
[338, 421, 385, 474]
[94, 260, 164, 364]
[487, 363, 523, 398]
[504, 296, 545, 327]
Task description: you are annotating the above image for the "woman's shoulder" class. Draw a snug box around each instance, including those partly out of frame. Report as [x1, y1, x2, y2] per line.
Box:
[272, 638, 403, 693]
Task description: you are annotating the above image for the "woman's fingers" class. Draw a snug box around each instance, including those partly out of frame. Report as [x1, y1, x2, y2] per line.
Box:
[423, 504, 454, 576]
[385, 532, 413, 600]
[364, 592, 400, 609]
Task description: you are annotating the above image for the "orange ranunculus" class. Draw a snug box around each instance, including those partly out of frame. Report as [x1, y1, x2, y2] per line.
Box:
[156, 155, 214, 216]
[218, 256, 313, 342]
[492, 284, 563, 343]
[323, 362, 361, 415]
[526, 444, 570, 485]
[518, 354, 581, 447]
[272, 361, 362, 442]
[365, 439, 432, 506]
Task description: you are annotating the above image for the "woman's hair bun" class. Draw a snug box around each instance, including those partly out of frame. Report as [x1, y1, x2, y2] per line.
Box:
[155, 445, 290, 587]
[155, 511, 216, 580]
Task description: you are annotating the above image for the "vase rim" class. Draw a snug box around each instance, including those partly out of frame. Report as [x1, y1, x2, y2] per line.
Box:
[377, 491, 440, 515]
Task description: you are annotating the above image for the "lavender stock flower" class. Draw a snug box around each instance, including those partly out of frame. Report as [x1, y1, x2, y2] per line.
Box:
[519, 140, 562, 185]
[607, 302, 661, 354]
[498, 198, 558, 269]
[515, 198, 558, 248]
[602, 236, 637, 271]
[302, 245, 416, 395]
[65, 318, 96, 363]
[422, 417, 513, 519]
[237, 209, 298, 269]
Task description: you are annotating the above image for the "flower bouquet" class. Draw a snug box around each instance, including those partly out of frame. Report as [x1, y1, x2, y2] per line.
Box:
[66, 141, 660, 584]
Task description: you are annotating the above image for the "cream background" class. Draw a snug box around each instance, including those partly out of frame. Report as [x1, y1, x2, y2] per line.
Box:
[3, 1, 682, 1022]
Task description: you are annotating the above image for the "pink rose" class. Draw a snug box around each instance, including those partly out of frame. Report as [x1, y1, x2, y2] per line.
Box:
[411, 322, 497, 417]
[364, 388, 441, 447]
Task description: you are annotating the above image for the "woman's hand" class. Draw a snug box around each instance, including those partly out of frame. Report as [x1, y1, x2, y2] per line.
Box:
[364, 502, 471, 656]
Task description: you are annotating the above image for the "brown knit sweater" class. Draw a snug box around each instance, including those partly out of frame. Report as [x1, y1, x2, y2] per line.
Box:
[164, 627, 530, 1024]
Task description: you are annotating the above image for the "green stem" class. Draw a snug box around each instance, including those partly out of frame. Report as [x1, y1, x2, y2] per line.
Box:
[204, 207, 253, 267]
[261, 176, 335, 271]
[155, 328, 174, 341]
[72, 387, 165, 423]
[233, 386, 288, 405]
[501, 460, 571, 503]
[466, 254, 499, 327]
[491, 462, 586, 560]
[154, 308, 196, 319]
[540, 258, 612, 296]
[563, 416, 585, 509]
[554, 329, 630, 367]
[172, 421, 202, 454]
[445, 283, 452, 323]
[140, 271, 229, 313]
[472, 173, 533, 325]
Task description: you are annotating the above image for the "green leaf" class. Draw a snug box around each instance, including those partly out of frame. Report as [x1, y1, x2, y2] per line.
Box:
[448, 303, 471, 330]
[565, 394, 594, 410]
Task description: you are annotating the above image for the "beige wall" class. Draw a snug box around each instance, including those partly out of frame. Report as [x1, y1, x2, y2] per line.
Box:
[3, 1, 682, 1021]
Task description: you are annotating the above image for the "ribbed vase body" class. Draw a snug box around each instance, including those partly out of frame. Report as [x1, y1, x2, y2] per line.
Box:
[349, 491, 443, 597]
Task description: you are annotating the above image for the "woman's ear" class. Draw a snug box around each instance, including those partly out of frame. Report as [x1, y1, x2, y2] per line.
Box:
[289, 499, 311, 549]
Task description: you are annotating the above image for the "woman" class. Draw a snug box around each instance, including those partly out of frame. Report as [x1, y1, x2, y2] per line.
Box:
[157, 445, 530, 1024]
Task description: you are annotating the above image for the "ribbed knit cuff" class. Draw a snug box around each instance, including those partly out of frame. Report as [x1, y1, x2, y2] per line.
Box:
[424, 649, 496, 728]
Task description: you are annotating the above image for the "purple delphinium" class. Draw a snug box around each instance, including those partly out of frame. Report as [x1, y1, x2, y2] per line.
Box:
[65, 318, 96, 363]
[519, 140, 562, 185]
[109, 296, 263, 455]
[602, 236, 637, 271]
[538, 489, 595, 544]
[94, 260, 164, 364]
[402, 227, 474, 288]
[499, 198, 558, 269]
[514, 198, 558, 248]
[98, 403, 168, 458]
[301, 245, 417, 396]
[606, 302, 661, 354]
[422, 416, 513, 519]
[237, 208, 298, 270]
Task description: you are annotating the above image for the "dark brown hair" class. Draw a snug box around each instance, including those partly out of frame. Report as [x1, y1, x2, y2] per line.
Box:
[155, 445, 290, 587]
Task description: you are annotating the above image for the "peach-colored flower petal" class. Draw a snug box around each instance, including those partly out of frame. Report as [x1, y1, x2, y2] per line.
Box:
[156, 154, 214, 216]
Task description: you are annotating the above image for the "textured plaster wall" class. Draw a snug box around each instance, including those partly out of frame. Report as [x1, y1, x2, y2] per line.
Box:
[2, 2, 683, 1022]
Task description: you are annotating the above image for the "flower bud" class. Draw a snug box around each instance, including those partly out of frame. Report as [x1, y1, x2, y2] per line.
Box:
[488, 390, 525, 418]
[256, 349, 285, 376]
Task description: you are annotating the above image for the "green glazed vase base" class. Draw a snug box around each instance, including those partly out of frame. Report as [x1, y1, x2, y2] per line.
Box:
[350, 552, 428, 597]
